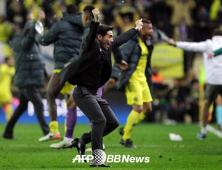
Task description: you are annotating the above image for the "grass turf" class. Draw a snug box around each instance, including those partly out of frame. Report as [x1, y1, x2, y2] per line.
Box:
[0, 123, 222, 169]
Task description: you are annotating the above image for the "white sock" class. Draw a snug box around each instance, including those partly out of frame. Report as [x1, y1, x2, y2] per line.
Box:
[64, 137, 73, 143]
[201, 127, 207, 134]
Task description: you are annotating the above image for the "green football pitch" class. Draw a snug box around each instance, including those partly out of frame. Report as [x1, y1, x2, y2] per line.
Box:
[0, 123, 222, 169]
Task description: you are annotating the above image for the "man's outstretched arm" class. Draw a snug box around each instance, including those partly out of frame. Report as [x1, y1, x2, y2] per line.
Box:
[111, 19, 143, 49]
[81, 8, 100, 51]
[166, 38, 208, 52]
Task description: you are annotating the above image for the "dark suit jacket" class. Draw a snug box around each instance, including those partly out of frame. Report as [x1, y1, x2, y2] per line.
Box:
[59, 21, 138, 87]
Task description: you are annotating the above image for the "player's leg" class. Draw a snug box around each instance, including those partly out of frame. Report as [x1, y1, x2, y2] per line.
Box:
[52, 85, 106, 150]
[198, 84, 217, 139]
[197, 100, 212, 139]
[136, 82, 153, 124]
[62, 83, 77, 140]
[2, 92, 28, 139]
[98, 96, 119, 137]
[72, 86, 109, 161]
[85, 85, 106, 152]
[215, 94, 222, 130]
[50, 94, 77, 148]
[3, 102, 13, 122]
[22, 86, 50, 137]
[1, 92, 14, 122]
[90, 95, 118, 167]
[46, 72, 64, 136]
[120, 81, 143, 148]
[77, 95, 119, 149]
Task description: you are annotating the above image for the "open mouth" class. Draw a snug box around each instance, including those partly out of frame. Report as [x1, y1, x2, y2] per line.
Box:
[106, 44, 110, 49]
[147, 34, 152, 40]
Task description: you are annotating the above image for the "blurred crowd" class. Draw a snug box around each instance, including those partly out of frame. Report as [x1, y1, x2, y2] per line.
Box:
[2, 0, 222, 46]
[1, 0, 222, 123]
[150, 67, 200, 124]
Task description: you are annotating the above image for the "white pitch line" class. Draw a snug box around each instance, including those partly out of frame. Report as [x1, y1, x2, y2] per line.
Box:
[105, 145, 186, 148]
[207, 125, 222, 138]
[95, 145, 220, 149]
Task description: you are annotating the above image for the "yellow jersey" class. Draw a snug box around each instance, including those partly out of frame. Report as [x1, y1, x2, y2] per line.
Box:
[130, 38, 148, 82]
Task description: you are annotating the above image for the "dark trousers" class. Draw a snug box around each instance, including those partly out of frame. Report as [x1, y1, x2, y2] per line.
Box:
[73, 86, 119, 150]
[4, 86, 49, 136]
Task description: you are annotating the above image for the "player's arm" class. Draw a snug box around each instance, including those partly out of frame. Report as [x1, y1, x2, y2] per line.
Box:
[35, 22, 60, 46]
[112, 47, 128, 70]
[81, 8, 100, 51]
[81, 21, 99, 51]
[111, 63, 121, 81]
[20, 23, 36, 50]
[167, 38, 208, 52]
[104, 63, 120, 92]
[111, 19, 143, 49]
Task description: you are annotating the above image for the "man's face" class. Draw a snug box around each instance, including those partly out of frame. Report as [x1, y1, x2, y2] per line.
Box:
[7, 58, 14, 66]
[98, 31, 113, 50]
[140, 23, 153, 41]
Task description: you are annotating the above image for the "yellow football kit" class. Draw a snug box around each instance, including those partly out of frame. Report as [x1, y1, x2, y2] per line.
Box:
[125, 38, 152, 105]
[0, 64, 15, 105]
[53, 69, 74, 95]
[123, 38, 153, 141]
[0, 63, 15, 121]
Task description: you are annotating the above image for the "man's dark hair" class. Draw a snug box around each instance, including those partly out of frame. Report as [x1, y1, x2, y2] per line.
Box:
[142, 18, 152, 24]
[121, 12, 133, 22]
[212, 28, 222, 36]
[66, 4, 78, 14]
[83, 5, 95, 19]
[191, 79, 198, 85]
[97, 24, 113, 36]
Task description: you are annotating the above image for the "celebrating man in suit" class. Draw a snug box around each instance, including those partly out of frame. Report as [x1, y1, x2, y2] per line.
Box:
[59, 8, 143, 167]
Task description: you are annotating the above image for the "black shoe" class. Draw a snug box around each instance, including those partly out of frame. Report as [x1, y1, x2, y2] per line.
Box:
[119, 127, 124, 136]
[120, 138, 136, 148]
[197, 132, 207, 140]
[72, 138, 86, 156]
[2, 133, 15, 140]
[89, 149, 109, 167]
[90, 163, 111, 167]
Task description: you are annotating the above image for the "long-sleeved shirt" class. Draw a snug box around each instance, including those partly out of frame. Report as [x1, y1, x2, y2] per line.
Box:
[176, 36, 222, 85]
